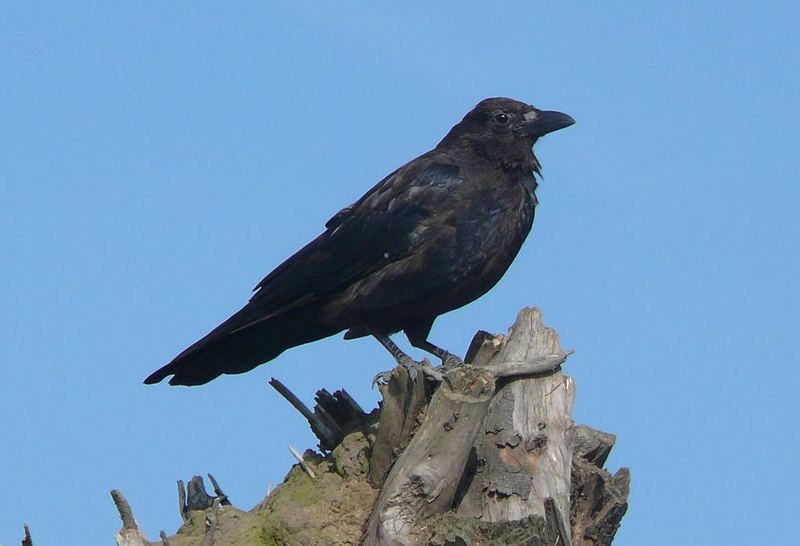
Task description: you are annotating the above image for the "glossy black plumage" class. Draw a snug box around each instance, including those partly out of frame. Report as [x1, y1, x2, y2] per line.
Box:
[145, 98, 574, 386]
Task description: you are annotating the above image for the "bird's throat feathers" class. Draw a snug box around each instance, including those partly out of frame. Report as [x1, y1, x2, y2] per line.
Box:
[439, 133, 542, 177]
[481, 140, 542, 178]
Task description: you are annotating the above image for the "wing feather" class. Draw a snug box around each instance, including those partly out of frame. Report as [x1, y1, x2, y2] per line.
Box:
[242, 159, 463, 325]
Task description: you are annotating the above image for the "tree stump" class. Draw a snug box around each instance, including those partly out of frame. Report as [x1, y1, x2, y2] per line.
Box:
[364, 307, 588, 545]
[92, 307, 628, 545]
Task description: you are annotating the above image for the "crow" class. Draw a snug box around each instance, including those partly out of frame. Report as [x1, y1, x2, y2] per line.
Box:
[145, 98, 574, 386]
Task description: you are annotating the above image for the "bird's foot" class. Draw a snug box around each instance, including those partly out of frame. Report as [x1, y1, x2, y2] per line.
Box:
[371, 357, 445, 388]
[371, 369, 393, 388]
[440, 352, 464, 369]
[413, 358, 446, 383]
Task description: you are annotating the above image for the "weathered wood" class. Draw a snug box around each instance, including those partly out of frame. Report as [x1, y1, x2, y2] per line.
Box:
[110, 489, 149, 546]
[270, 379, 368, 451]
[430, 512, 559, 545]
[317, 387, 368, 449]
[572, 425, 616, 468]
[21, 523, 33, 546]
[207, 473, 231, 506]
[322, 388, 367, 419]
[457, 307, 574, 545]
[159, 529, 171, 546]
[570, 427, 630, 546]
[364, 366, 498, 545]
[289, 445, 317, 479]
[365, 308, 572, 545]
[177, 480, 188, 520]
[270, 378, 340, 450]
[367, 364, 432, 487]
[103, 307, 628, 546]
[464, 330, 497, 365]
[186, 475, 214, 511]
[545, 497, 571, 546]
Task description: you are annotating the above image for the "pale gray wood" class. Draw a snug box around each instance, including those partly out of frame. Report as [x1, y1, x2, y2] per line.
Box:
[110, 489, 150, 546]
[364, 366, 498, 545]
[365, 307, 572, 546]
[458, 307, 574, 545]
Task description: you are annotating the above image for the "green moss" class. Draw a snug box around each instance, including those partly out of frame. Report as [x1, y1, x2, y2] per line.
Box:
[285, 473, 321, 506]
[259, 516, 294, 546]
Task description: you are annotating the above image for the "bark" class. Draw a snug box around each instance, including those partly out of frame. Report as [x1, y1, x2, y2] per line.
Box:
[570, 427, 630, 546]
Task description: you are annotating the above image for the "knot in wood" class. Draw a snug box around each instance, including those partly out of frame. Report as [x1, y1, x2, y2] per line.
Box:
[524, 434, 548, 452]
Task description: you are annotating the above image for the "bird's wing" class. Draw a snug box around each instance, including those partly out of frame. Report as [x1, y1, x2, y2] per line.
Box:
[240, 158, 463, 325]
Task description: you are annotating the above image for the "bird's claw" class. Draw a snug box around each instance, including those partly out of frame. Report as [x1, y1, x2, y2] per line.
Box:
[418, 358, 448, 382]
[372, 357, 446, 388]
[399, 356, 423, 381]
[441, 353, 464, 369]
[372, 369, 393, 388]
[399, 356, 447, 382]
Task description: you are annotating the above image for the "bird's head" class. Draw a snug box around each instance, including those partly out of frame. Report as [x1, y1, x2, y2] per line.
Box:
[439, 97, 575, 172]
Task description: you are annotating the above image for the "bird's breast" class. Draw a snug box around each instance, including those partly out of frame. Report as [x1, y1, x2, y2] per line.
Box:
[445, 178, 535, 290]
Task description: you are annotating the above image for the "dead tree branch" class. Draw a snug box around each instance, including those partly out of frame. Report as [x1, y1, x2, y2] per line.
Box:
[21, 524, 33, 546]
[110, 489, 149, 546]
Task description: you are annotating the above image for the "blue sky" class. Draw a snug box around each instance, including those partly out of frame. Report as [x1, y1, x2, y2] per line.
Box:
[2, 2, 799, 544]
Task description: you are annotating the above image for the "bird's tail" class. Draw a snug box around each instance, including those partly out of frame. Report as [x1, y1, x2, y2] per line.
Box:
[144, 306, 341, 386]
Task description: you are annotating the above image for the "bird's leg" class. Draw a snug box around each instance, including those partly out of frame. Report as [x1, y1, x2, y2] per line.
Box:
[403, 319, 463, 369]
[370, 332, 443, 386]
[372, 331, 417, 366]
[408, 338, 464, 368]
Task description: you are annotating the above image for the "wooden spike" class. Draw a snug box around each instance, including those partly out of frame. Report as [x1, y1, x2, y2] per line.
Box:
[110, 489, 149, 546]
[22, 523, 33, 546]
[177, 480, 187, 521]
[288, 445, 316, 479]
[207, 473, 231, 506]
[270, 378, 339, 449]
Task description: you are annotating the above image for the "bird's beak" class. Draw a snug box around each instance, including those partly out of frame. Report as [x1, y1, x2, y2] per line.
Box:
[524, 110, 576, 138]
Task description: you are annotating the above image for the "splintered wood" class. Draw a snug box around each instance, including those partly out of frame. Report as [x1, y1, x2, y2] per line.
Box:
[459, 308, 575, 534]
[365, 307, 578, 546]
[98, 307, 628, 546]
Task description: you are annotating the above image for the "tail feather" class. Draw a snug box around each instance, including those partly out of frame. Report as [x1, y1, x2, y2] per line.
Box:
[145, 306, 341, 386]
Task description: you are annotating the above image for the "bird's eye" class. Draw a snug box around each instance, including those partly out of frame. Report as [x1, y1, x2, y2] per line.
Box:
[494, 112, 509, 124]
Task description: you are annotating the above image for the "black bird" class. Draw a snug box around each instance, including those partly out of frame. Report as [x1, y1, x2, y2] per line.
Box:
[145, 98, 574, 386]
